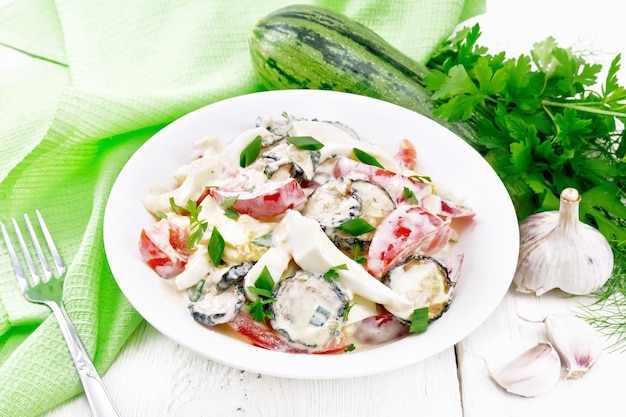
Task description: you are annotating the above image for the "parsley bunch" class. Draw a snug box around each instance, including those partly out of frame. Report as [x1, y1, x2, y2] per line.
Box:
[425, 24, 626, 348]
[425, 24, 626, 244]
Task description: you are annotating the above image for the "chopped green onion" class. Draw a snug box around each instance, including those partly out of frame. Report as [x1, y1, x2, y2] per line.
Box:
[344, 344, 356, 353]
[403, 187, 419, 205]
[410, 174, 431, 183]
[187, 279, 206, 302]
[155, 210, 168, 220]
[207, 226, 225, 267]
[287, 136, 324, 151]
[251, 231, 273, 248]
[309, 306, 331, 326]
[240, 135, 262, 167]
[324, 264, 348, 281]
[336, 218, 376, 236]
[353, 148, 384, 168]
[409, 307, 429, 333]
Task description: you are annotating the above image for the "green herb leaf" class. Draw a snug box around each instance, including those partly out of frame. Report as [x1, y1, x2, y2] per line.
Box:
[247, 266, 276, 322]
[343, 301, 356, 321]
[155, 210, 168, 220]
[344, 344, 356, 353]
[223, 208, 240, 220]
[352, 244, 367, 265]
[353, 148, 384, 168]
[249, 298, 272, 322]
[403, 187, 419, 204]
[287, 136, 324, 150]
[207, 226, 225, 267]
[336, 218, 376, 236]
[409, 307, 429, 333]
[186, 279, 205, 303]
[255, 266, 275, 292]
[240, 135, 262, 167]
[324, 264, 348, 281]
[251, 232, 273, 248]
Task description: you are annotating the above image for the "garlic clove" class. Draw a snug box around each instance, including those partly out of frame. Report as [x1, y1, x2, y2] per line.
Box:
[544, 314, 603, 378]
[490, 342, 561, 397]
[513, 187, 614, 296]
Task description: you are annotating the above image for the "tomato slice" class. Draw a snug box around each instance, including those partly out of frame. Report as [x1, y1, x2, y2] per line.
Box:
[367, 205, 452, 278]
[227, 312, 308, 353]
[394, 138, 417, 171]
[333, 157, 432, 204]
[352, 313, 409, 345]
[210, 178, 307, 220]
[138, 218, 188, 279]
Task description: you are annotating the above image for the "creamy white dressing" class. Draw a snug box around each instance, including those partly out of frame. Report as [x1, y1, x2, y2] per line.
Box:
[280, 210, 414, 320]
[140, 115, 473, 353]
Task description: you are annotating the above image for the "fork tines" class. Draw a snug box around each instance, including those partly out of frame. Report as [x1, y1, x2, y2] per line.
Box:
[0, 210, 66, 289]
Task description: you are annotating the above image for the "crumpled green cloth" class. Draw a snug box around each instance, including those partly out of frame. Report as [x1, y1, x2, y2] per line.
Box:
[0, 0, 485, 415]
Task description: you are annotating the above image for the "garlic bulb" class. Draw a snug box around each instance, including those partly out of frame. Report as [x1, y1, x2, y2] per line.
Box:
[490, 342, 561, 397]
[544, 314, 603, 378]
[513, 187, 614, 295]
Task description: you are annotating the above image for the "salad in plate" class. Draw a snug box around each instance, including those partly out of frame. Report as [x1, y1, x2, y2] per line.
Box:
[138, 113, 475, 354]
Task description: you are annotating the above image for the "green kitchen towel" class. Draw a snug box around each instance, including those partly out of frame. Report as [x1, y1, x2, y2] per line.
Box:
[0, 0, 485, 415]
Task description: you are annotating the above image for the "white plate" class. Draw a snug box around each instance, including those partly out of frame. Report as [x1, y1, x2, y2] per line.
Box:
[104, 90, 519, 379]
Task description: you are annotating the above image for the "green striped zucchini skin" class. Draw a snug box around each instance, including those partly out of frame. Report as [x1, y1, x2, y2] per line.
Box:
[249, 4, 478, 146]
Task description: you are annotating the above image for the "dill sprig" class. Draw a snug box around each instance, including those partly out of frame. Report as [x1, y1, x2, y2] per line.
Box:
[577, 240, 626, 352]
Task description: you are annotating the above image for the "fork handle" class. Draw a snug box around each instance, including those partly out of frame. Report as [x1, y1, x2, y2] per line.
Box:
[48, 301, 122, 417]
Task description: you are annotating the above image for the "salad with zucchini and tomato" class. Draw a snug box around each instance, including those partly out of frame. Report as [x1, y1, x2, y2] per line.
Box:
[138, 113, 475, 354]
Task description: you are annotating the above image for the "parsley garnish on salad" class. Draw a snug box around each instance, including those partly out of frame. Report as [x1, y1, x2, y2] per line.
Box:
[403, 187, 419, 204]
[219, 194, 240, 220]
[247, 266, 276, 322]
[207, 226, 225, 267]
[168, 197, 207, 249]
[323, 264, 348, 282]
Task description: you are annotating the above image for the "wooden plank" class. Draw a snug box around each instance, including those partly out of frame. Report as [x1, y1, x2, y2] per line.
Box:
[43, 322, 463, 416]
[457, 290, 625, 417]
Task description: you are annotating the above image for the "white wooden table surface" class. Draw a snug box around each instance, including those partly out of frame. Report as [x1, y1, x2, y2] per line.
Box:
[2, 1, 624, 416]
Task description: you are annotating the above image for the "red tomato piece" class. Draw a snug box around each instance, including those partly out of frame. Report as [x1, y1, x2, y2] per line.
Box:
[367, 205, 452, 278]
[394, 138, 418, 171]
[227, 312, 308, 354]
[333, 157, 432, 204]
[138, 218, 188, 279]
[352, 313, 409, 345]
[210, 178, 307, 220]
[439, 198, 476, 218]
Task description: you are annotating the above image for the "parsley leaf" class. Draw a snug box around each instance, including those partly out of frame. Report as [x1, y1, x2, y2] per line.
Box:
[323, 264, 348, 281]
[246, 266, 276, 322]
[207, 226, 225, 267]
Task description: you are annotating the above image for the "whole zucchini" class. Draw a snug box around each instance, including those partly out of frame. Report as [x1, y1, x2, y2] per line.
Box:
[249, 4, 478, 146]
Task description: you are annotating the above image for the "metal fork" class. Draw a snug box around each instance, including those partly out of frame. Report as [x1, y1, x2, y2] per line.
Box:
[1, 211, 121, 417]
